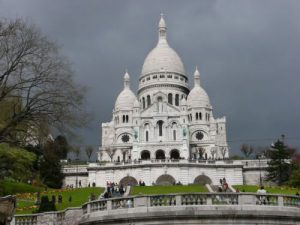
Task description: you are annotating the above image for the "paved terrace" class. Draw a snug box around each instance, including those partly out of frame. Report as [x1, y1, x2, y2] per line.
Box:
[13, 192, 300, 225]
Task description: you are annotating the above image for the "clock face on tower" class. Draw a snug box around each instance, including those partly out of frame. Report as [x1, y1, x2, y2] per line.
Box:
[195, 131, 204, 140]
[121, 134, 130, 143]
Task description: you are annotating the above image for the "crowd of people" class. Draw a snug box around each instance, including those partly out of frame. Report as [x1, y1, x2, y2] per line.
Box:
[139, 180, 146, 186]
[103, 182, 125, 198]
[218, 177, 229, 192]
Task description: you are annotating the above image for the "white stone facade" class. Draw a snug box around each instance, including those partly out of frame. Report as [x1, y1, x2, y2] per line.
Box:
[99, 15, 229, 164]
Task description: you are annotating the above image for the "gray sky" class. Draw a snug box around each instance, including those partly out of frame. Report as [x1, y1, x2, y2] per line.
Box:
[1, 0, 300, 158]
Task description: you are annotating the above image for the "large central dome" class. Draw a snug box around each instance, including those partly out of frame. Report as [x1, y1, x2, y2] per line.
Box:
[140, 15, 186, 77]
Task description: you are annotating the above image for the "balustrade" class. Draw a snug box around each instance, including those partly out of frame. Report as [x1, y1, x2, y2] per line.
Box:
[283, 196, 300, 207]
[111, 197, 134, 209]
[15, 215, 37, 225]
[90, 200, 107, 212]
[212, 194, 238, 205]
[181, 194, 207, 205]
[150, 195, 176, 206]
[13, 193, 300, 225]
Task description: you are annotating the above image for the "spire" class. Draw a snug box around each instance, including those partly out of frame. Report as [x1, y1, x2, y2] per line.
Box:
[194, 66, 201, 87]
[158, 13, 167, 43]
[124, 70, 130, 89]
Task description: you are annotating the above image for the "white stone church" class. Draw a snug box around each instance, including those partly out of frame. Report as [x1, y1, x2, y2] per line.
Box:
[100, 15, 228, 163]
[63, 16, 268, 188]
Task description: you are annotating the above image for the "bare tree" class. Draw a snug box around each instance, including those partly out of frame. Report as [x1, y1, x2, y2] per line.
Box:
[220, 146, 228, 159]
[85, 146, 94, 161]
[0, 18, 88, 144]
[103, 147, 117, 162]
[240, 144, 254, 159]
[72, 146, 81, 160]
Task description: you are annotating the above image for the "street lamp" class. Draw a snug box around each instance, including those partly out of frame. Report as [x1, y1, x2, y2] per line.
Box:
[75, 157, 79, 188]
[258, 155, 262, 186]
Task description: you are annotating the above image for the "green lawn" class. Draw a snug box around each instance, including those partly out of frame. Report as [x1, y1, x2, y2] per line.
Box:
[16, 187, 104, 214]
[233, 185, 300, 195]
[130, 185, 207, 196]
[0, 180, 45, 196]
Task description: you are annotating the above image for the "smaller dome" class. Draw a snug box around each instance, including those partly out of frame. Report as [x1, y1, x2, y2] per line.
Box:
[115, 89, 137, 110]
[114, 71, 137, 111]
[187, 86, 211, 108]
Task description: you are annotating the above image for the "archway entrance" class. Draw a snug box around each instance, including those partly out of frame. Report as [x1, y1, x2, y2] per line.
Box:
[155, 150, 165, 159]
[119, 176, 138, 186]
[156, 174, 176, 186]
[193, 175, 212, 185]
[170, 149, 180, 159]
[141, 150, 150, 160]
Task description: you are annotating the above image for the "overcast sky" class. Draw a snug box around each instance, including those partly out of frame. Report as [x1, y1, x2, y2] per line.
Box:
[1, 0, 300, 158]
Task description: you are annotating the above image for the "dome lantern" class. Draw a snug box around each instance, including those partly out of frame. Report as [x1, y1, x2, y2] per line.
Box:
[158, 13, 167, 43]
[194, 66, 201, 87]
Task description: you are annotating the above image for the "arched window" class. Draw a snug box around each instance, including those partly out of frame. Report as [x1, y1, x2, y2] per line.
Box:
[190, 114, 192, 121]
[147, 95, 151, 107]
[146, 131, 149, 142]
[156, 150, 165, 159]
[175, 94, 179, 106]
[158, 120, 163, 136]
[196, 113, 198, 120]
[199, 112, 202, 120]
[122, 115, 125, 123]
[126, 115, 129, 123]
[170, 149, 180, 159]
[141, 150, 150, 160]
[173, 130, 176, 140]
[168, 93, 173, 105]
[142, 97, 145, 109]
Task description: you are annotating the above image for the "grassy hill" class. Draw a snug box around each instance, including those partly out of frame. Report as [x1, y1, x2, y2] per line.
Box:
[16, 187, 104, 214]
[233, 185, 300, 195]
[130, 184, 207, 196]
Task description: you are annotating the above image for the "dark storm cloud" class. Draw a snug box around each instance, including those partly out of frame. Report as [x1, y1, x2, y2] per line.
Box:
[1, 0, 300, 157]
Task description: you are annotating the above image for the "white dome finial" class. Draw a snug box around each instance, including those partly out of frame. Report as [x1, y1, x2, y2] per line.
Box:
[194, 66, 201, 87]
[158, 13, 167, 43]
[124, 70, 130, 89]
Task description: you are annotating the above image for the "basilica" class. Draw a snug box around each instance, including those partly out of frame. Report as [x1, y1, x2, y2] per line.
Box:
[63, 16, 267, 187]
[99, 15, 229, 163]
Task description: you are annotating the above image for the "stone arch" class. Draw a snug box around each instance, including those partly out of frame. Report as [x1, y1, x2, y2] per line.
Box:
[193, 175, 212, 185]
[119, 176, 138, 186]
[141, 150, 150, 160]
[170, 149, 180, 159]
[156, 174, 176, 186]
[155, 150, 165, 159]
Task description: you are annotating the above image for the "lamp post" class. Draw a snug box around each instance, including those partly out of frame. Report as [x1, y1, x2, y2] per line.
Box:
[258, 155, 262, 186]
[75, 157, 79, 188]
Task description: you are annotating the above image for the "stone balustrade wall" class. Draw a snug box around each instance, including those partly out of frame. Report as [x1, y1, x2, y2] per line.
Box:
[11, 193, 300, 225]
